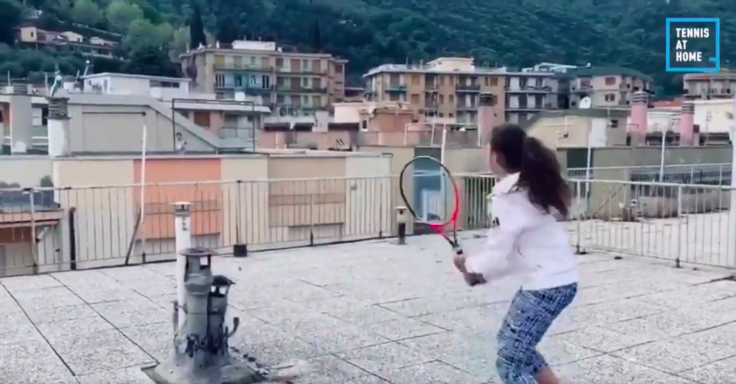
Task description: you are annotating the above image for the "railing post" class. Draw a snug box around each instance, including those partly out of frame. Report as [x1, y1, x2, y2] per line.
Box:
[309, 183, 315, 246]
[676, 185, 683, 268]
[29, 188, 38, 271]
[378, 180, 384, 238]
[173, 201, 192, 329]
[233, 181, 247, 257]
[396, 206, 408, 245]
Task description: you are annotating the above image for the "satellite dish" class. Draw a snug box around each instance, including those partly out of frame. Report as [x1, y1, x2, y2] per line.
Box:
[579, 97, 592, 109]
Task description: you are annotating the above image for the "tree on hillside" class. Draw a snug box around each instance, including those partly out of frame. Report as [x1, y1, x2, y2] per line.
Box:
[189, 3, 206, 48]
[215, 15, 239, 44]
[123, 44, 178, 76]
[105, 0, 143, 32]
[0, 0, 24, 46]
[311, 21, 322, 52]
[71, 0, 102, 26]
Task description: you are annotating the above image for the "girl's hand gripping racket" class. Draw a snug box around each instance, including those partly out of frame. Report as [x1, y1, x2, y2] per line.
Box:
[398, 156, 463, 255]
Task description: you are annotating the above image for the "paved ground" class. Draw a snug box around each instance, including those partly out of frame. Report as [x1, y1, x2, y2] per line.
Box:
[2, 231, 736, 384]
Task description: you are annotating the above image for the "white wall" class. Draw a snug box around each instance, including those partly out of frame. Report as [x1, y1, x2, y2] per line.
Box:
[694, 100, 733, 133]
[589, 118, 608, 147]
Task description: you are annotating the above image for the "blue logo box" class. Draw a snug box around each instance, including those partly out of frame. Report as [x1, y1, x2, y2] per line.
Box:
[666, 18, 720, 73]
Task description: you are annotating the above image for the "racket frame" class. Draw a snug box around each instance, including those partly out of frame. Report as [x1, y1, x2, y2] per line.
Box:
[398, 156, 462, 254]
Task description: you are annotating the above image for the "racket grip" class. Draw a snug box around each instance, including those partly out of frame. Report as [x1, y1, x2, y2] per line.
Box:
[454, 248, 463, 255]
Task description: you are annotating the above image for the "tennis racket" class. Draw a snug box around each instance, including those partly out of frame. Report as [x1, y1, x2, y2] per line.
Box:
[398, 156, 463, 255]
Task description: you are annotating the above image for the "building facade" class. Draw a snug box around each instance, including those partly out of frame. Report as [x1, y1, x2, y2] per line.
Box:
[17, 26, 117, 59]
[503, 69, 560, 124]
[683, 69, 736, 100]
[565, 67, 652, 108]
[362, 58, 506, 127]
[179, 40, 347, 116]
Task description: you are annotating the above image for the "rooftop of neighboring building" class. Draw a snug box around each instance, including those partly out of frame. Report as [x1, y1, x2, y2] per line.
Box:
[684, 68, 736, 81]
[562, 66, 653, 82]
[178, 39, 346, 61]
[363, 58, 559, 78]
[653, 99, 683, 109]
[521, 107, 631, 131]
[80, 72, 189, 83]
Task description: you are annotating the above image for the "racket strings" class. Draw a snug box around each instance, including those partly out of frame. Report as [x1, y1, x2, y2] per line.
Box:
[398, 156, 460, 229]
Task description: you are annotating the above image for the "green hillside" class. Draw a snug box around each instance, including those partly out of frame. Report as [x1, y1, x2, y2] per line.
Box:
[0, 0, 732, 96]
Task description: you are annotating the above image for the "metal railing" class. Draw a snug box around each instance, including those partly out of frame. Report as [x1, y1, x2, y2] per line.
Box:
[567, 178, 735, 269]
[568, 163, 732, 184]
[0, 173, 734, 277]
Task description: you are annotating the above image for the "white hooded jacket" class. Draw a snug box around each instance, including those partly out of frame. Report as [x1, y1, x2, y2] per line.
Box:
[464, 173, 578, 291]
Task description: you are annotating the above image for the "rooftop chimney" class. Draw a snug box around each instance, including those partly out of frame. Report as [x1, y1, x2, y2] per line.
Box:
[478, 93, 497, 168]
[678, 101, 695, 146]
[629, 91, 649, 146]
[9, 80, 32, 154]
[47, 97, 70, 157]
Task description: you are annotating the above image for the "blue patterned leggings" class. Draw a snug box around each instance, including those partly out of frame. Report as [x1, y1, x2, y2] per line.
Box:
[495, 283, 578, 384]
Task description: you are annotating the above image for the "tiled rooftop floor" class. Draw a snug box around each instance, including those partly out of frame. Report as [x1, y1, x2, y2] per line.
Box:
[2, 232, 736, 383]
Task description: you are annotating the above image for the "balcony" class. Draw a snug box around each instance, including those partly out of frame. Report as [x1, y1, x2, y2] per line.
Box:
[238, 85, 274, 94]
[505, 85, 553, 93]
[386, 85, 406, 93]
[507, 104, 544, 111]
[455, 84, 480, 92]
[571, 84, 594, 93]
[276, 67, 329, 75]
[425, 85, 439, 93]
[456, 104, 477, 111]
[214, 64, 274, 72]
[276, 85, 328, 93]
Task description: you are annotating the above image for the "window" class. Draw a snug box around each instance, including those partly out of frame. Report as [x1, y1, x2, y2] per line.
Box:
[335, 64, 343, 73]
[215, 74, 225, 87]
[580, 79, 591, 87]
[439, 76, 444, 85]
[490, 77, 498, 86]
[361, 120, 368, 131]
[605, 77, 616, 85]
[609, 119, 619, 128]
[276, 58, 284, 67]
[439, 94, 445, 104]
[261, 75, 270, 88]
[302, 77, 309, 87]
[449, 95, 455, 104]
[604, 93, 616, 102]
[412, 74, 420, 85]
[411, 94, 420, 103]
[312, 95, 320, 107]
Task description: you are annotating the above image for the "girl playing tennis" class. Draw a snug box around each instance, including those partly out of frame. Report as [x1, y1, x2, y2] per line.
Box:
[454, 123, 578, 384]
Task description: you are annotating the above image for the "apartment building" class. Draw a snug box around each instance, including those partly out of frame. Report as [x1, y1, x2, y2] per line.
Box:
[683, 69, 736, 100]
[565, 67, 652, 108]
[362, 58, 505, 127]
[502, 68, 561, 124]
[17, 26, 117, 59]
[179, 40, 347, 116]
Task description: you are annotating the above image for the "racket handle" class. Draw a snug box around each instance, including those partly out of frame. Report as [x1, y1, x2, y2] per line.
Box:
[454, 247, 463, 256]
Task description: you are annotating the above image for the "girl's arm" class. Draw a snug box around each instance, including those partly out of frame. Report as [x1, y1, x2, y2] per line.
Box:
[463, 192, 535, 282]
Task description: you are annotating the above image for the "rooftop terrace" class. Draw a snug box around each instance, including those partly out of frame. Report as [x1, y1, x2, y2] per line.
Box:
[2, 230, 735, 383]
